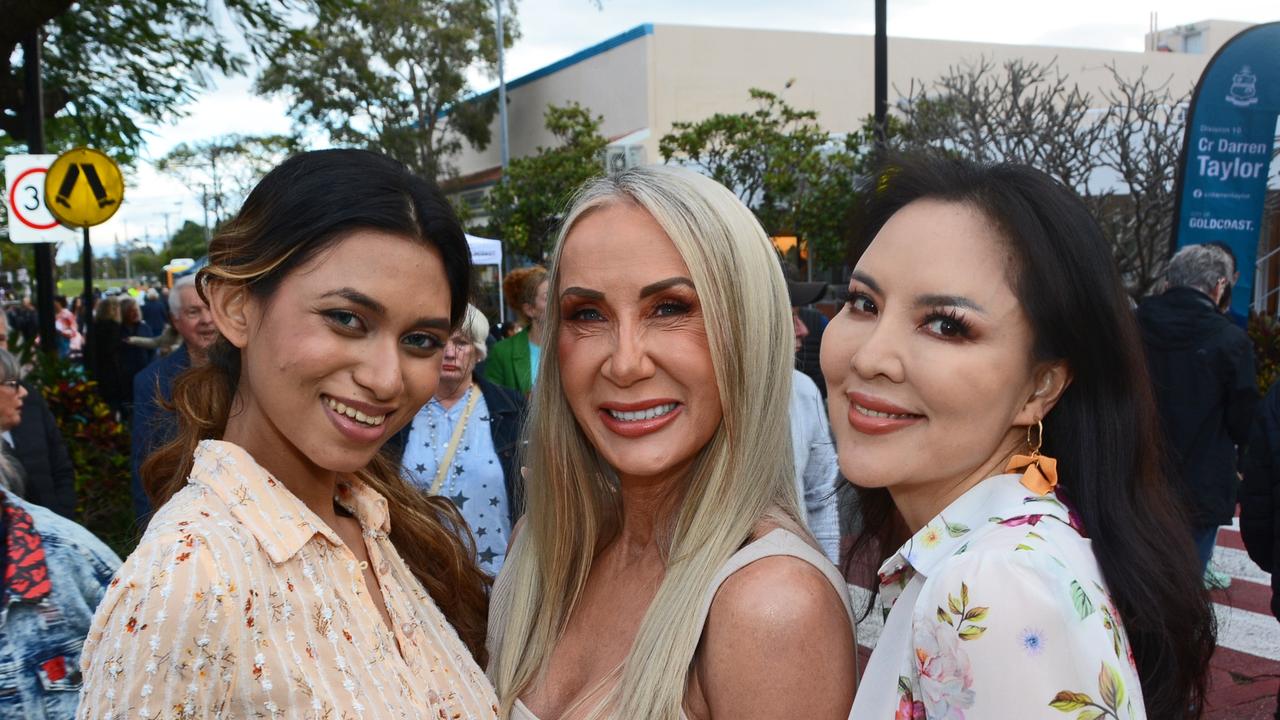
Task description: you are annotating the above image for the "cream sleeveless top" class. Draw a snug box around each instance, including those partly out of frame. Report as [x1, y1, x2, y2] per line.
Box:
[494, 528, 857, 720]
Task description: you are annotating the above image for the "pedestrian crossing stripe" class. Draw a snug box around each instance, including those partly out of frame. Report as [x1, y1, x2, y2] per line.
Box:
[43, 148, 124, 228]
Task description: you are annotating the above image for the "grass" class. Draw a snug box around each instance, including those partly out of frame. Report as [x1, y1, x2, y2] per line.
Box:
[56, 278, 134, 298]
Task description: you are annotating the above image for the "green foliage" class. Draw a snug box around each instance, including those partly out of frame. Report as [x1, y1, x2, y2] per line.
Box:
[484, 103, 608, 261]
[11, 335, 136, 557]
[1250, 313, 1280, 395]
[156, 134, 300, 224]
[256, 0, 518, 180]
[167, 220, 210, 262]
[659, 89, 886, 269]
[1, 0, 305, 161]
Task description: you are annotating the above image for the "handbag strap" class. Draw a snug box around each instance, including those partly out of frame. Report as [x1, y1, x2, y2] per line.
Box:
[430, 385, 481, 495]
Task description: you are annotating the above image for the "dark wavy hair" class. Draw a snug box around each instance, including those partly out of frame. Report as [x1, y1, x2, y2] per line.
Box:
[842, 153, 1215, 718]
[142, 149, 491, 662]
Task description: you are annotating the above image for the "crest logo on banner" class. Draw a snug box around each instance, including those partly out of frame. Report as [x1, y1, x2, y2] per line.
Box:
[1226, 66, 1259, 108]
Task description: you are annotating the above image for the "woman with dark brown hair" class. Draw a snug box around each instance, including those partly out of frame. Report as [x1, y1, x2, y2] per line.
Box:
[78, 149, 498, 719]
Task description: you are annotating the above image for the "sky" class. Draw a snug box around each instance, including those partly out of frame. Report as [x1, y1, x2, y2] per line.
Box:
[59, 0, 1277, 262]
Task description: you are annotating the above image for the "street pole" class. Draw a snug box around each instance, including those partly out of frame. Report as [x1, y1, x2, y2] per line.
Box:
[22, 30, 58, 355]
[81, 227, 92, 371]
[874, 0, 888, 148]
[494, 0, 510, 323]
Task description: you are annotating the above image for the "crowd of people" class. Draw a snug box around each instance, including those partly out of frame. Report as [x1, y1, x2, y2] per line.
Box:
[0, 147, 1274, 719]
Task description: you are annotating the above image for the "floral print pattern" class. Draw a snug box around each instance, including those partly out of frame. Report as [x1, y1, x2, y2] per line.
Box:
[78, 440, 498, 720]
[856, 474, 1146, 719]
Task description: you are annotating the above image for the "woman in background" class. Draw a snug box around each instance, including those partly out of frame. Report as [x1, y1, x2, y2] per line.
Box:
[828, 155, 1215, 718]
[484, 266, 548, 394]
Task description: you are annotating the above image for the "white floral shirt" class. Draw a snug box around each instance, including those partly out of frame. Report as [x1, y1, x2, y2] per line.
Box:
[851, 474, 1145, 720]
[78, 440, 499, 720]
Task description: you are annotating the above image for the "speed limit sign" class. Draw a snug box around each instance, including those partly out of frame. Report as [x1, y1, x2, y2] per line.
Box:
[4, 155, 78, 244]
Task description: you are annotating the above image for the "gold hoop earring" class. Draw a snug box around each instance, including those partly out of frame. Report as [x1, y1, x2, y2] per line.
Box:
[1006, 418, 1058, 496]
[1026, 419, 1043, 457]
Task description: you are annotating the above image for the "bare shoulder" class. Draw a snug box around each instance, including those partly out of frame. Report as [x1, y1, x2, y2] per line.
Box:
[692, 555, 856, 720]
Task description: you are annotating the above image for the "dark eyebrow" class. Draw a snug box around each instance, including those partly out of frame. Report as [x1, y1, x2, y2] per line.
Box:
[321, 288, 386, 315]
[561, 286, 605, 301]
[321, 288, 449, 330]
[639, 277, 695, 298]
[850, 271, 882, 295]
[915, 294, 987, 314]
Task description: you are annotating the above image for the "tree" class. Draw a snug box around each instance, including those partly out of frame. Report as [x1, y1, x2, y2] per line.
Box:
[484, 103, 607, 261]
[156, 134, 300, 225]
[166, 220, 210, 261]
[659, 88, 879, 269]
[257, 0, 517, 180]
[893, 58, 1193, 296]
[1, 0, 303, 161]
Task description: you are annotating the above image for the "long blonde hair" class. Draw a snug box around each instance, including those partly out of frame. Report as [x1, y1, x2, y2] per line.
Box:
[489, 165, 803, 718]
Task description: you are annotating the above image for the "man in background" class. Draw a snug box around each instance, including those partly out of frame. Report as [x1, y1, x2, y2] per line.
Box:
[1137, 243, 1257, 588]
[130, 274, 217, 523]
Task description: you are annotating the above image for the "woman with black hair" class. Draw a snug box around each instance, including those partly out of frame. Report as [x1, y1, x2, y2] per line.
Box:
[79, 150, 498, 719]
[827, 155, 1214, 718]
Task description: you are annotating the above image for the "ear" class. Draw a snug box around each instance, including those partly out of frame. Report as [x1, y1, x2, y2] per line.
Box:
[206, 281, 255, 350]
[1013, 360, 1072, 426]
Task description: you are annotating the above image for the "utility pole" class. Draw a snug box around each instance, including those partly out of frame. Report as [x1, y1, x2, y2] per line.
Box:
[22, 30, 58, 355]
[200, 185, 212, 242]
[874, 0, 888, 148]
[495, 0, 510, 173]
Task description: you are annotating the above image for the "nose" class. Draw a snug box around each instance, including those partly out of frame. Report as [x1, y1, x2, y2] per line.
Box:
[601, 320, 656, 387]
[848, 312, 906, 384]
[352, 335, 407, 401]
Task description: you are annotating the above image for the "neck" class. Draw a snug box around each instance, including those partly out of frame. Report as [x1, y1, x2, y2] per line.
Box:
[436, 377, 472, 409]
[890, 433, 1023, 533]
[187, 345, 210, 367]
[613, 471, 685, 560]
[221, 387, 341, 526]
[527, 320, 543, 346]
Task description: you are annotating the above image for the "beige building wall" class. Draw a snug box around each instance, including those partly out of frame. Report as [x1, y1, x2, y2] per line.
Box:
[454, 20, 1250, 184]
[450, 29, 654, 181]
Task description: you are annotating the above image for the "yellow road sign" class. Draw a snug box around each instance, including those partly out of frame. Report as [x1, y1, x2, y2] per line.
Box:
[43, 148, 124, 228]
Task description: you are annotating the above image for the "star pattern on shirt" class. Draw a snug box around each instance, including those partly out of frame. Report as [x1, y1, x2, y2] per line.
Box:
[449, 492, 469, 509]
[478, 547, 498, 565]
[488, 497, 500, 507]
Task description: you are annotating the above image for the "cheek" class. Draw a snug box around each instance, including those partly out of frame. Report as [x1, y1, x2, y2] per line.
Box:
[819, 315, 859, 384]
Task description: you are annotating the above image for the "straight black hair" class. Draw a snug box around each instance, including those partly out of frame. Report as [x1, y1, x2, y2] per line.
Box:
[842, 153, 1216, 719]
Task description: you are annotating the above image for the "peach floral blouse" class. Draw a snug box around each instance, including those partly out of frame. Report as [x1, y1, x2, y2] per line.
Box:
[78, 440, 498, 720]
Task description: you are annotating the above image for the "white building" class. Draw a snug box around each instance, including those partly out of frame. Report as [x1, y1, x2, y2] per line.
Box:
[447, 18, 1255, 204]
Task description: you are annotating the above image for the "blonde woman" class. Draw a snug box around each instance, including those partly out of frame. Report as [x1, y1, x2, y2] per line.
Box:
[488, 165, 857, 720]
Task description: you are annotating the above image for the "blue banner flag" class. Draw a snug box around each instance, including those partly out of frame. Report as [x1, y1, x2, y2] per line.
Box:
[1173, 22, 1280, 318]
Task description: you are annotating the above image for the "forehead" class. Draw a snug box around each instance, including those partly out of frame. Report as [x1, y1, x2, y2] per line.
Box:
[559, 203, 691, 288]
[858, 199, 1016, 305]
[284, 229, 450, 308]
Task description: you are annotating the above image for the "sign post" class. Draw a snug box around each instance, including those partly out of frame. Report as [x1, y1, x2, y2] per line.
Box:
[1171, 22, 1280, 320]
[43, 147, 124, 372]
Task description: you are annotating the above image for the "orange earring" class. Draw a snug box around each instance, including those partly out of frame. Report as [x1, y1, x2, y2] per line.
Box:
[1005, 419, 1059, 495]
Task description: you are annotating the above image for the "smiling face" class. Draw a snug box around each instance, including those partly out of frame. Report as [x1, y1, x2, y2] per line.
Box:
[556, 202, 722, 486]
[216, 229, 451, 476]
[820, 199, 1062, 528]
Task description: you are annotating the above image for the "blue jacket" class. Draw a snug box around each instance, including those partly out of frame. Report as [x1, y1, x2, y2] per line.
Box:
[141, 299, 168, 337]
[130, 346, 190, 522]
[0, 489, 120, 719]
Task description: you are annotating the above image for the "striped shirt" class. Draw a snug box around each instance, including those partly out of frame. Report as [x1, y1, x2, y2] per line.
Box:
[78, 439, 499, 720]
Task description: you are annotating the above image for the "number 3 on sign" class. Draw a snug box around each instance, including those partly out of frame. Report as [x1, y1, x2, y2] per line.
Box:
[3, 155, 77, 245]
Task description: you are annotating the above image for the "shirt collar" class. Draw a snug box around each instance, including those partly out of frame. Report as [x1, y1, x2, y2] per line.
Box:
[0, 490, 52, 604]
[877, 473, 1078, 590]
[191, 440, 391, 564]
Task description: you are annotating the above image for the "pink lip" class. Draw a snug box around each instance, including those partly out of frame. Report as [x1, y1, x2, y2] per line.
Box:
[845, 391, 924, 436]
[598, 399, 683, 438]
